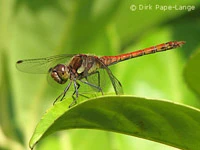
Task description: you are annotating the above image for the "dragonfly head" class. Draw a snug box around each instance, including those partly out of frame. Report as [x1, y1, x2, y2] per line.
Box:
[49, 64, 69, 84]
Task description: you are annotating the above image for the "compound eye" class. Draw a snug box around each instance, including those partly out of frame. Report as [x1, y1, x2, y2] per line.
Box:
[50, 64, 69, 84]
[57, 64, 65, 72]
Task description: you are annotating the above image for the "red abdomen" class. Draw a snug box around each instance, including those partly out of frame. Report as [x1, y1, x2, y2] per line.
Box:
[100, 41, 185, 66]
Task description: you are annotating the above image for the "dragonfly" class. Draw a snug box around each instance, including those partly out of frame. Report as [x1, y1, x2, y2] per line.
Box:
[16, 41, 185, 107]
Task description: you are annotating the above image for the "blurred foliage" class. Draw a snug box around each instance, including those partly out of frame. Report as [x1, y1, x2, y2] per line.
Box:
[184, 49, 200, 96]
[0, 0, 200, 150]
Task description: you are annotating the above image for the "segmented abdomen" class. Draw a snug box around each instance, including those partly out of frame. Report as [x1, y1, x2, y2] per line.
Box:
[100, 41, 185, 66]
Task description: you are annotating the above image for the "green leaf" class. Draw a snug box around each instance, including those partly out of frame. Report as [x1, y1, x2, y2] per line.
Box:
[29, 96, 200, 150]
[184, 50, 200, 96]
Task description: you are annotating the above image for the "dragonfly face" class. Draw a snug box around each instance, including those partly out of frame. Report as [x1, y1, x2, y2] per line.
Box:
[49, 64, 69, 84]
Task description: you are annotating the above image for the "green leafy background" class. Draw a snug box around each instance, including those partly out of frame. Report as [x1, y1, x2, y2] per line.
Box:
[1, 0, 200, 150]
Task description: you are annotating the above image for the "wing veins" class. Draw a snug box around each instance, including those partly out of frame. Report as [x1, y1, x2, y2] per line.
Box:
[16, 54, 75, 74]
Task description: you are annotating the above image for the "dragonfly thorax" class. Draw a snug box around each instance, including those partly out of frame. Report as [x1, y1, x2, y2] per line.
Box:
[50, 64, 69, 84]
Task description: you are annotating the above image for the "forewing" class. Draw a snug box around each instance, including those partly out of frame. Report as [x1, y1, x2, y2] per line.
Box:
[16, 54, 75, 74]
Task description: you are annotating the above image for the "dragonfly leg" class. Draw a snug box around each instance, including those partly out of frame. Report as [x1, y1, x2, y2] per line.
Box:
[87, 71, 101, 88]
[80, 79, 103, 95]
[96, 71, 101, 90]
[84, 71, 103, 95]
[53, 80, 72, 105]
[69, 81, 80, 108]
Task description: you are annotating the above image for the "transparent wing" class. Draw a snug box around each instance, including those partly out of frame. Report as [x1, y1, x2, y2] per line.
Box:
[105, 67, 123, 95]
[16, 54, 75, 74]
[95, 58, 123, 95]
